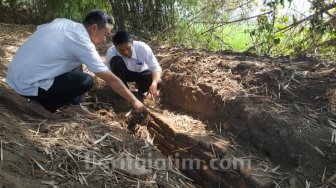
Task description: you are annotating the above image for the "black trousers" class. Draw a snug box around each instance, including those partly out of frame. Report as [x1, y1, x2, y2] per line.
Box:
[110, 56, 160, 94]
[24, 67, 94, 112]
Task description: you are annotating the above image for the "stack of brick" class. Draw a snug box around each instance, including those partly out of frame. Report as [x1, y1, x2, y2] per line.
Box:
[147, 111, 275, 188]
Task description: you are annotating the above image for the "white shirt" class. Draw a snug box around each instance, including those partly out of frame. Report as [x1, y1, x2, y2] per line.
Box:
[6, 18, 108, 96]
[105, 41, 162, 73]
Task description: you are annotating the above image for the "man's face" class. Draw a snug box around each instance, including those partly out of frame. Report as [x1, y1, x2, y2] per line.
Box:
[116, 42, 133, 58]
[89, 23, 112, 46]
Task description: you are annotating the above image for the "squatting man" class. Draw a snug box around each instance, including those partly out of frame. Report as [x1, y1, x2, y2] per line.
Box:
[105, 30, 162, 101]
[6, 10, 161, 118]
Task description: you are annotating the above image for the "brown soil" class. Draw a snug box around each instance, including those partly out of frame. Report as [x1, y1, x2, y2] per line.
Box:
[154, 45, 336, 187]
[1, 22, 336, 188]
[0, 23, 195, 188]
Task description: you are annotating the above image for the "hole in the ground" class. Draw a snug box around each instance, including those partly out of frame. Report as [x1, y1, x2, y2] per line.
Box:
[88, 53, 336, 187]
[88, 82, 277, 188]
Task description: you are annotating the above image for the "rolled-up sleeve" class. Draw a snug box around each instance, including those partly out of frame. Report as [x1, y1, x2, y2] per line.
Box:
[104, 47, 120, 70]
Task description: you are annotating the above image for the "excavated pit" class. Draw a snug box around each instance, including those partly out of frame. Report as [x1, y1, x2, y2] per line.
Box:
[89, 86, 277, 188]
[146, 111, 277, 188]
[90, 46, 336, 187]
[152, 47, 336, 188]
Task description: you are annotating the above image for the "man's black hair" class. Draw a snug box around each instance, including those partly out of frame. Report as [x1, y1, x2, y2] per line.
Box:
[112, 30, 132, 46]
[82, 9, 113, 29]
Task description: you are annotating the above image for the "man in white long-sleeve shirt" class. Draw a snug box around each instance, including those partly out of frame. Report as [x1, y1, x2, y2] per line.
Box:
[105, 30, 162, 100]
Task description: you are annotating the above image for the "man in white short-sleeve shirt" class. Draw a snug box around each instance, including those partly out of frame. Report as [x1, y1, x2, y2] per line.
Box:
[105, 30, 162, 100]
[6, 10, 145, 118]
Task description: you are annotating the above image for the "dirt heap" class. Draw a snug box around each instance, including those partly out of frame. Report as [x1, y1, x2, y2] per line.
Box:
[153, 45, 336, 187]
[90, 43, 336, 187]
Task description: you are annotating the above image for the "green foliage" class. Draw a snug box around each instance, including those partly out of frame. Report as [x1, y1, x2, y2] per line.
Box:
[0, 0, 111, 24]
[166, 0, 335, 61]
[0, 0, 334, 61]
[0, 0, 176, 37]
[109, 0, 176, 38]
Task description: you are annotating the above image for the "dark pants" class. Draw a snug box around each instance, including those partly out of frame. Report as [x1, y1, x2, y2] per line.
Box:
[110, 56, 161, 94]
[24, 67, 94, 112]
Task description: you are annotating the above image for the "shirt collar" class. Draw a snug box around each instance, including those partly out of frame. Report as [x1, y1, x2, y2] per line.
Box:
[130, 46, 138, 60]
[116, 45, 138, 60]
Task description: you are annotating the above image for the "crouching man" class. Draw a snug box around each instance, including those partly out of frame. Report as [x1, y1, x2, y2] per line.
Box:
[105, 30, 162, 100]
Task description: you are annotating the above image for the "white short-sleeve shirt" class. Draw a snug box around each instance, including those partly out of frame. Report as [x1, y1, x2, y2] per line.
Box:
[6, 18, 109, 96]
[105, 41, 162, 73]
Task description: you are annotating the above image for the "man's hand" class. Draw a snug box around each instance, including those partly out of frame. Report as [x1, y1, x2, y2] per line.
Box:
[95, 71, 147, 112]
[132, 99, 147, 112]
[148, 71, 161, 100]
[148, 81, 159, 99]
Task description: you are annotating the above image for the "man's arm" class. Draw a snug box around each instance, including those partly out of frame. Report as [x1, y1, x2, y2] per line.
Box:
[94, 70, 145, 112]
[148, 71, 161, 99]
[143, 43, 162, 99]
[152, 71, 161, 84]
